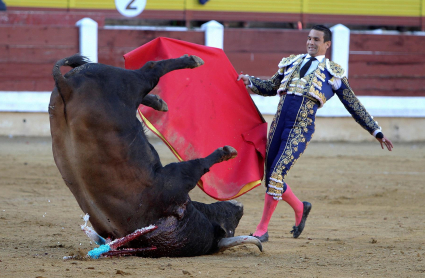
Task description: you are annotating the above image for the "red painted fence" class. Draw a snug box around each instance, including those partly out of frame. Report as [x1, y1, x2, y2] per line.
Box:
[1, 25, 424, 96]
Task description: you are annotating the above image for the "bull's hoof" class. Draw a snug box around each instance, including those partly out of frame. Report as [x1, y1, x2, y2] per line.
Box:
[151, 95, 168, 112]
[159, 99, 168, 112]
[220, 146, 237, 162]
[190, 55, 204, 67]
[180, 54, 204, 68]
[142, 95, 169, 112]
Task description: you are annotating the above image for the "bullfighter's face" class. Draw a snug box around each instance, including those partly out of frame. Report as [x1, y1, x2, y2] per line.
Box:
[306, 29, 331, 57]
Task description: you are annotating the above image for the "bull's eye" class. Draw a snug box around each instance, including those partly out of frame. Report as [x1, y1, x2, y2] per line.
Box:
[228, 230, 233, 235]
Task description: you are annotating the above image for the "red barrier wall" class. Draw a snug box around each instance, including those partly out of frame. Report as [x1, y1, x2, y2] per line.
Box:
[1, 25, 424, 96]
[349, 34, 425, 96]
[0, 25, 79, 91]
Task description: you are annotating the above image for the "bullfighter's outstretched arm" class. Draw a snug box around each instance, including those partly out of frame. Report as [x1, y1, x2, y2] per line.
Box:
[334, 77, 393, 151]
[237, 71, 283, 96]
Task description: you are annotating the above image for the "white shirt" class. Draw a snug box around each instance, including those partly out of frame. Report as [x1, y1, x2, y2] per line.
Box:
[301, 54, 342, 90]
[300, 54, 325, 76]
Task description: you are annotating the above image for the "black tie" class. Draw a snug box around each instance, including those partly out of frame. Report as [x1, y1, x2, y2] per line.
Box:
[299, 57, 316, 78]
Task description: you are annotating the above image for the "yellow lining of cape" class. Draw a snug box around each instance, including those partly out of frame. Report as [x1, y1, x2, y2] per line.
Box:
[138, 108, 261, 201]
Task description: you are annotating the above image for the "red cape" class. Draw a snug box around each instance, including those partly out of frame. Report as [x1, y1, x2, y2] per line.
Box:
[124, 37, 267, 200]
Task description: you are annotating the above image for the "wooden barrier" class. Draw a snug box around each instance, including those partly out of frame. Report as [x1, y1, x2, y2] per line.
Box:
[0, 25, 424, 96]
[0, 25, 78, 91]
[349, 33, 425, 96]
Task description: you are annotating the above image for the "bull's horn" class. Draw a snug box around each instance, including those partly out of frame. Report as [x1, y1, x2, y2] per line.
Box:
[217, 236, 263, 252]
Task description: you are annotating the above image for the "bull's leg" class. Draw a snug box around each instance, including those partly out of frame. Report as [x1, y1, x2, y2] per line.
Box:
[186, 145, 237, 185]
[141, 94, 168, 111]
[203, 145, 238, 165]
[141, 54, 203, 75]
[136, 55, 204, 99]
[160, 146, 237, 193]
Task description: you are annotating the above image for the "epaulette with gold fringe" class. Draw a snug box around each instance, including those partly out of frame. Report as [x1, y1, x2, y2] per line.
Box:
[278, 54, 306, 69]
[325, 59, 345, 78]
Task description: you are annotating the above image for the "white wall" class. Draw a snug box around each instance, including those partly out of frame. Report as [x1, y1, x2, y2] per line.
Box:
[1, 91, 425, 141]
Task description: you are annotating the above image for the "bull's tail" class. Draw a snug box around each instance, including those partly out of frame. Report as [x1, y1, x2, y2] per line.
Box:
[52, 54, 90, 102]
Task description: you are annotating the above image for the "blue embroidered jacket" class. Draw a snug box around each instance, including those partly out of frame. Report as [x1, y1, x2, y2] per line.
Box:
[248, 54, 381, 136]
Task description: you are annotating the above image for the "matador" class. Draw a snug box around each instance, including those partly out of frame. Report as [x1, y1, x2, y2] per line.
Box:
[237, 25, 393, 242]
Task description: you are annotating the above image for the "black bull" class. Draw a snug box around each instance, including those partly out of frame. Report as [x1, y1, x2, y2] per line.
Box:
[49, 54, 262, 257]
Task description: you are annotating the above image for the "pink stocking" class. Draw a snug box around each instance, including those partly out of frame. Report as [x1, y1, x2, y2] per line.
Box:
[281, 184, 304, 226]
[253, 193, 278, 237]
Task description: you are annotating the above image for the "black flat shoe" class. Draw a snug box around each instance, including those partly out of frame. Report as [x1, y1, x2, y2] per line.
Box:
[250, 231, 269, 242]
[290, 201, 312, 238]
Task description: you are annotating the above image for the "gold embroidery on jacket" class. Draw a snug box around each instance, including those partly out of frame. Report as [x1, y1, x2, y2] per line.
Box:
[278, 54, 306, 69]
[315, 71, 326, 82]
[308, 86, 326, 107]
[312, 77, 322, 90]
[283, 67, 314, 95]
[326, 59, 345, 78]
[278, 56, 305, 92]
[248, 72, 281, 96]
[341, 78, 380, 132]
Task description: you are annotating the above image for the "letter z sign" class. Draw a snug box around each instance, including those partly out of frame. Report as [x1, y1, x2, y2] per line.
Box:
[115, 0, 147, 17]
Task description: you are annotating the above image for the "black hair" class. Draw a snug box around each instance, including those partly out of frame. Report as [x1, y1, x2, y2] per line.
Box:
[311, 25, 332, 42]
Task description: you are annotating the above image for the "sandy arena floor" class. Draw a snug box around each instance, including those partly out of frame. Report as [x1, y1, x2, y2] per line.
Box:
[1, 136, 424, 277]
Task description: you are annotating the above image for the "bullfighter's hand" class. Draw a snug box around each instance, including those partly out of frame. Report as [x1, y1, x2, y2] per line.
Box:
[377, 135, 393, 151]
[237, 74, 251, 86]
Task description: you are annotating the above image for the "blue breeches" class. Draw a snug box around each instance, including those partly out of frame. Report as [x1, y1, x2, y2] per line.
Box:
[265, 94, 318, 200]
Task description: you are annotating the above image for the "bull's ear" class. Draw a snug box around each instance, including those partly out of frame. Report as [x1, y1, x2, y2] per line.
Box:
[213, 222, 226, 239]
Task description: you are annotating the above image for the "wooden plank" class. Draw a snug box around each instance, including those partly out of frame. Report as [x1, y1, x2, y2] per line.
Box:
[0, 26, 78, 46]
[2, 11, 107, 26]
[346, 88, 425, 97]
[0, 80, 36, 91]
[349, 53, 425, 78]
[34, 80, 54, 91]
[350, 53, 425, 63]
[98, 29, 204, 48]
[350, 33, 425, 53]
[349, 61, 425, 76]
[224, 29, 308, 53]
[98, 48, 128, 68]
[0, 45, 78, 63]
[98, 29, 205, 67]
[0, 63, 53, 79]
[349, 77, 425, 91]
[227, 52, 301, 77]
[0, 79, 54, 91]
